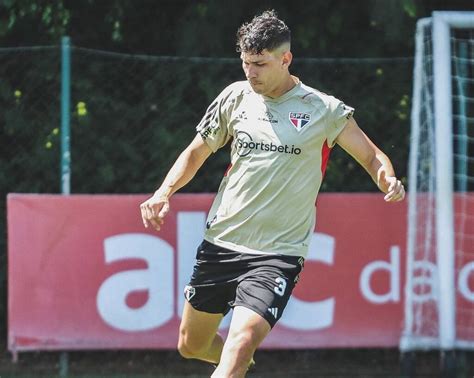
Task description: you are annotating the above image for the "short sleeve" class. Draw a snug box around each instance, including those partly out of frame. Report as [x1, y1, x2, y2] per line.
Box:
[326, 96, 354, 147]
[196, 86, 235, 152]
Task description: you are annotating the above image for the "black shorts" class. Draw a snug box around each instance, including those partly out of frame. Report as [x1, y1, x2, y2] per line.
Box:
[184, 240, 304, 328]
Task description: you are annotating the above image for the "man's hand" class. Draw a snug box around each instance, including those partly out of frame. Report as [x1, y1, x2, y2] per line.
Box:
[379, 171, 405, 202]
[140, 193, 170, 231]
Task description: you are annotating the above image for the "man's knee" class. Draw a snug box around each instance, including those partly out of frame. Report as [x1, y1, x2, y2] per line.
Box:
[225, 308, 270, 355]
[225, 328, 260, 354]
[177, 329, 209, 359]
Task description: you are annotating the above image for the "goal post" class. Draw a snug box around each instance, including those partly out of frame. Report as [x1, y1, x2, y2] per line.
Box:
[433, 11, 457, 352]
[401, 11, 474, 354]
[402, 17, 432, 352]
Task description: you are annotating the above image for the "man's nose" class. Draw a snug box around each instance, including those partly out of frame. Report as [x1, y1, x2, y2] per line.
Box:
[246, 65, 257, 79]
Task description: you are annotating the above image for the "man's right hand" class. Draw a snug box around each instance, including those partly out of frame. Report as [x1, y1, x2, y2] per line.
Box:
[140, 193, 170, 231]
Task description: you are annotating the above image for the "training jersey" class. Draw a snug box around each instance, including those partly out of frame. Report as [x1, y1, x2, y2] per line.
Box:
[196, 78, 354, 258]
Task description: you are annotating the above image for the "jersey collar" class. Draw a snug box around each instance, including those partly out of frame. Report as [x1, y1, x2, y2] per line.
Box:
[261, 76, 301, 104]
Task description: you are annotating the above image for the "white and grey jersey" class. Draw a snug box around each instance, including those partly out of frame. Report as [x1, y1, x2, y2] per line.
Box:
[196, 79, 354, 258]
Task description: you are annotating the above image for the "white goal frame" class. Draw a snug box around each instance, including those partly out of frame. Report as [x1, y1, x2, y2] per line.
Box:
[401, 11, 474, 352]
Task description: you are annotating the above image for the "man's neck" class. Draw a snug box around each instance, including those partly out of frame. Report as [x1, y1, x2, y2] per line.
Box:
[266, 75, 297, 98]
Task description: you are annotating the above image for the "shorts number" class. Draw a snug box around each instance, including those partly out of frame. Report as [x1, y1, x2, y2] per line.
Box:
[274, 277, 287, 297]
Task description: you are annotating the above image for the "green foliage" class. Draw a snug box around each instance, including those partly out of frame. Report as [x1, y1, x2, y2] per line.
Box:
[403, 0, 418, 18]
[0, 0, 70, 41]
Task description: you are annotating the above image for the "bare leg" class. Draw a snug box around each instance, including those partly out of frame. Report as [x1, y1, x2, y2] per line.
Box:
[212, 306, 271, 378]
[177, 301, 224, 364]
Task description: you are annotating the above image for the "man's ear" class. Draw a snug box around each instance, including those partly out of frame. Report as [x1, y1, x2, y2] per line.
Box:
[282, 50, 293, 68]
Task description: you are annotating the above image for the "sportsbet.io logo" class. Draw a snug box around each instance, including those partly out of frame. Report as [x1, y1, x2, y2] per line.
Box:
[234, 131, 302, 157]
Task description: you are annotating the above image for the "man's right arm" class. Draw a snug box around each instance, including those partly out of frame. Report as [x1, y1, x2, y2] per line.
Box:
[140, 134, 212, 231]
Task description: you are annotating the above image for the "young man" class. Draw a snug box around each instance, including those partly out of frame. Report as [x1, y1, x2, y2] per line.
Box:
[140, 10, 405, 378]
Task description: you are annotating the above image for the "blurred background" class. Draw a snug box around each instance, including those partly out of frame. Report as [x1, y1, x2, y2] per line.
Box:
[1, 0, 474, 377]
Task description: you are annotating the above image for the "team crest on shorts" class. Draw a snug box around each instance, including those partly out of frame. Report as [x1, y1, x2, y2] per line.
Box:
[184, 285, 196, 301]
[289, 112, 311, 131]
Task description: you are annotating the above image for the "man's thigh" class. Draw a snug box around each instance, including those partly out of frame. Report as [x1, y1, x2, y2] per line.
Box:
[179, 300, 223, 348]
[229, 305, 271, 342]
[233, 256, 303, 328]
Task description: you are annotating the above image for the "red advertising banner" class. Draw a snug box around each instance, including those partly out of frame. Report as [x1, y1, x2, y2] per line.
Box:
[8, 193, 409, 353]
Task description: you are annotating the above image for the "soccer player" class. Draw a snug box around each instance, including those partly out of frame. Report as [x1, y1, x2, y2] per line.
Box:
[140, 10, 405, 378]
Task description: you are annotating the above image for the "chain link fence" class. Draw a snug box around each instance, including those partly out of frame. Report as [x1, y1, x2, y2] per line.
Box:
[0, 43, 413, 336]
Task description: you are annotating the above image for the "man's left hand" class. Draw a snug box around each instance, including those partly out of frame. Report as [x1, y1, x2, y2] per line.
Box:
[383, 176, 405, 202]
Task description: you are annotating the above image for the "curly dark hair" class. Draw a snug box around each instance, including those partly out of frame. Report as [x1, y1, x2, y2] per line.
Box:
[236, 10, 291, 54]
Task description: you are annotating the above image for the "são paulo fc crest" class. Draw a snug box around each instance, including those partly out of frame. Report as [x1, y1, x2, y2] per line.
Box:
[184, 285, 196, 301]
[289, 112, 311, 131]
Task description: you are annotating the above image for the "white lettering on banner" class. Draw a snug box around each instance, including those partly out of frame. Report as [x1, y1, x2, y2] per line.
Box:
[384, 256, 474, 304]
[96, 220, 338, 332]
[281, 233, 335, 330]
[360, 246, 400, 304]
[459, 261, 474, 302]
[97, 234, 174, 331]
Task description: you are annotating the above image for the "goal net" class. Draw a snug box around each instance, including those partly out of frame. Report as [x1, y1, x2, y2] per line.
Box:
[401, 11, 474, 352]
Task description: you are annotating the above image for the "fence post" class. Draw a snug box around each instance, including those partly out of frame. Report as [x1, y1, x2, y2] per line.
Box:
[61, 36, 71, 195]
[60, 36, 71, 377]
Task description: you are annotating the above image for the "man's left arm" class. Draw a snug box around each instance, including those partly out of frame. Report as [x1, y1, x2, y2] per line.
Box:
[335, 117, 405, 202]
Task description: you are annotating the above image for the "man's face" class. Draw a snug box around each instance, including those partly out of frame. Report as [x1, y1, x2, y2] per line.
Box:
[240, 48, 289, 97]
